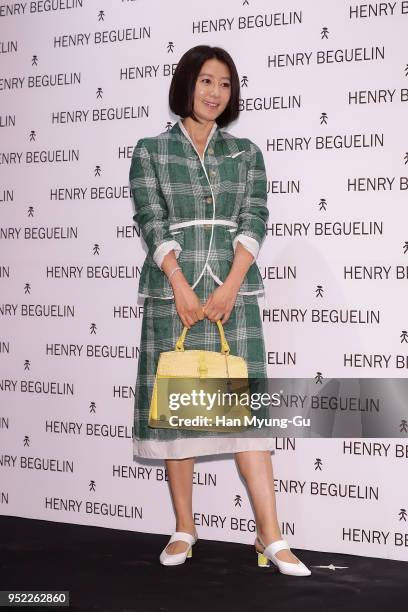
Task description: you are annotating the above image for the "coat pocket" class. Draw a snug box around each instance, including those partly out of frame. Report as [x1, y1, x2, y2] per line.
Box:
[221, 226, 237, 256]
[220, 157, 245, 184]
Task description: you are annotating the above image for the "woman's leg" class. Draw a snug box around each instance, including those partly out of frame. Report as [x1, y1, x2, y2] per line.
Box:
[234, 450, 301, 564]
[163, 457, 198, 554]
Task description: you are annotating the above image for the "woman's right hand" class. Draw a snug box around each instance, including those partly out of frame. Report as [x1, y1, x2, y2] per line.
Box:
[173, 281, 205, 328]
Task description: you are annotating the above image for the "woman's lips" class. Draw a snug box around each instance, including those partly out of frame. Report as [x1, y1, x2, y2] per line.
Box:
[203, 100, 219, 108]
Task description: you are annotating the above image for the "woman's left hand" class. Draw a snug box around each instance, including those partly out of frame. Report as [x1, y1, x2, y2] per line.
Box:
[202, 281, 239, 324]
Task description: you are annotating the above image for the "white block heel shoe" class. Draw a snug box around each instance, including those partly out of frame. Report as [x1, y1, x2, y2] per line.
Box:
[255, 535, 311, 576]
[159, 531, 198, 566]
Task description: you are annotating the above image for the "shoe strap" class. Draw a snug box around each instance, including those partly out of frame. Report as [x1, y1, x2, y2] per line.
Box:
[168, 531, 196, 545]
[263, 539, 290, 557]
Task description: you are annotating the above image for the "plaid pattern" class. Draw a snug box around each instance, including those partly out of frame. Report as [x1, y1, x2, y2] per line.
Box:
[133, 271, 268, 442]
[129, 120, 269, 299]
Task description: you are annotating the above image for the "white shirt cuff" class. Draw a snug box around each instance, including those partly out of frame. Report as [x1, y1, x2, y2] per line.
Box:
[152, 240, 182, 269]
[232, 234, 259, 262]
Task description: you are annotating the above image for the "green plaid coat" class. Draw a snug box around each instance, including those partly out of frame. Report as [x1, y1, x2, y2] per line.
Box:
[129, 119, 271, 452]
[129, 119, 269, 299]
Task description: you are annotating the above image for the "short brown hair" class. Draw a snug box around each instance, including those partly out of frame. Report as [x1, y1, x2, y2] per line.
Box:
[169, 45, 240, 128]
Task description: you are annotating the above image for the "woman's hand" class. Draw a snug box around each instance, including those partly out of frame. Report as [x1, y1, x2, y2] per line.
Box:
[173, 281, 205, 329]
[202, 280, 239, 324]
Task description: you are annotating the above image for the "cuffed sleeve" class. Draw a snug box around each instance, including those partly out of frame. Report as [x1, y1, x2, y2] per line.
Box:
[153, 239, 182, 269]
[129, 138, 182, 269]
[232, 234, 259, 262]
[233, 141, 269, 261]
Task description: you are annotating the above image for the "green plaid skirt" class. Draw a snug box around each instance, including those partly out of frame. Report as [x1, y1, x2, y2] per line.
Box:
[133, 269, 268, 444]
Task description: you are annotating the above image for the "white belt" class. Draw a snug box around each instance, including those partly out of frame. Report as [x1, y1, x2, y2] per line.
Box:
[169, 220, 238, 230]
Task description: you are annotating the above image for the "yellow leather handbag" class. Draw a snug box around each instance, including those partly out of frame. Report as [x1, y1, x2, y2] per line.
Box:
[148, 320, 251, 432]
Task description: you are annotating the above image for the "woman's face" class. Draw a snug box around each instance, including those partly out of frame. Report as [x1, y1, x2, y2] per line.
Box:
[192, 58, 232, 123]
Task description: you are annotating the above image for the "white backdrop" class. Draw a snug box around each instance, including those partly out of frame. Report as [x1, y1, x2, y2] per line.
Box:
[1, 0, 408, 562]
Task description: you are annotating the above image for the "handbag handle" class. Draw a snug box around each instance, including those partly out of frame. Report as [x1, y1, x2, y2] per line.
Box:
[175, 319, 230, 355]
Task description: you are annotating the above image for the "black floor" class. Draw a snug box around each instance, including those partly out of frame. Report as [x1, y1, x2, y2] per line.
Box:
[1, 515, 407, 611]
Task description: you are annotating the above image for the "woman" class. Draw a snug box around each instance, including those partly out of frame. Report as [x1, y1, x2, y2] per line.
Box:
[129, 45, 310, 576]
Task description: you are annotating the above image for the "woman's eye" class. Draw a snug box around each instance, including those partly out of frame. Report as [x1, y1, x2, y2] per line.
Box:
[200, 79, 230, 87]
